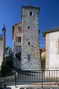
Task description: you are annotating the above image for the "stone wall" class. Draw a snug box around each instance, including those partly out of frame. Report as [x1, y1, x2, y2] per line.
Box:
[21, 7, 41, 70]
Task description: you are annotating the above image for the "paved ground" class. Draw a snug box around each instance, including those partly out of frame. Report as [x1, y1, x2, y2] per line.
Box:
[7, 82, 59, 89]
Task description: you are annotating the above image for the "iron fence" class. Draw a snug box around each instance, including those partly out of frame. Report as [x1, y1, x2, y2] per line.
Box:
[16, 70, 59, 82]
[0, 70, 59, 87]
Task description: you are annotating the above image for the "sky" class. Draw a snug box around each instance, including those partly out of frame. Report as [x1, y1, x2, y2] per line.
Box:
[0, 0, 59, 48]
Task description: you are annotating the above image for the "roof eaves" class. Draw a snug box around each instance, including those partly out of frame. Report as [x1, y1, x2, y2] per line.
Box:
[44, 27, 59, 36]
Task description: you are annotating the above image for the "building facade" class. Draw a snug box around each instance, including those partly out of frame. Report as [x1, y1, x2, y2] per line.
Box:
[12, 6, 41, 70]
[12, 23, 23, 69]
[13, 23, 22, 55]
[45, 28, 59, 78]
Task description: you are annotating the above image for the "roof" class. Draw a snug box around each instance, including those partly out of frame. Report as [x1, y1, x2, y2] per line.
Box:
[22, 5, 40, 10]
[12, 22, 22, 27]
[44, 27, 59, 35]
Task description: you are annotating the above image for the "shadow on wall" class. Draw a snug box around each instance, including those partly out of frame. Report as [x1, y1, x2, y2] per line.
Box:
[40, 48, 46, 71]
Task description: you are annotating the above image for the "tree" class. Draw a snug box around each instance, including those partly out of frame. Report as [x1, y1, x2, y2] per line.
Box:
[0, 47, 14, 77]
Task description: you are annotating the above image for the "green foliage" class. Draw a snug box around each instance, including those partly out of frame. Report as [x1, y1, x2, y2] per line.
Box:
[0, 53, 14, 77]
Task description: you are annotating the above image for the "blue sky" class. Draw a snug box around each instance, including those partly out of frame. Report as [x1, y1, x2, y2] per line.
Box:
[0, 0, 59, 48]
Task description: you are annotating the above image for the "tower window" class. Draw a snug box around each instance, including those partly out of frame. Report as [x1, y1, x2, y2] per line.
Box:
[16, 37, 21, 42]
[30, 11, 32, 16]
[28, 42, 30, 46]
[28, 26, 30, 29]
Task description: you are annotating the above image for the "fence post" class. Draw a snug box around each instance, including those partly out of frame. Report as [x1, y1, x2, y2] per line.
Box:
[42, 70, 43, 88]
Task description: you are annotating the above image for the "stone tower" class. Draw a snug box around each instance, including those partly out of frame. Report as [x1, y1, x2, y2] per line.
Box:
[21, 6, 41, 70]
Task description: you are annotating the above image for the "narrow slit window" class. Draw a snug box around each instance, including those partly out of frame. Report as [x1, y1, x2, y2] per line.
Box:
[28, 41, 30, 46]
[30, 11, 32, 16]
[28, 26, 30, 29]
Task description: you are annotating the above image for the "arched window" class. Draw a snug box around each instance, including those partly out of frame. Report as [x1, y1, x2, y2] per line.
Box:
[30, 11, 32, 16]
[28, 41, 30, 46]
[28, 26, 30, 29]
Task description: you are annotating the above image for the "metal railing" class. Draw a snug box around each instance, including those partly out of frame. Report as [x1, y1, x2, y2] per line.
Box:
[0, 70, 59, 87]
[15, 70, 59, 82]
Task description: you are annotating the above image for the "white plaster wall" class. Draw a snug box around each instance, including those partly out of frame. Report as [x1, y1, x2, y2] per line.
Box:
[45, 31, 59, 78]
